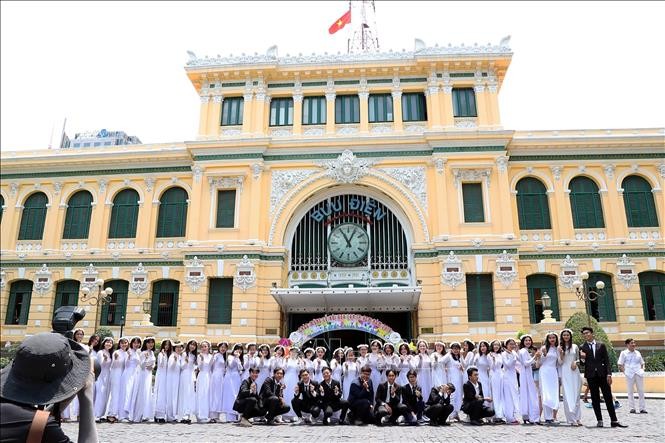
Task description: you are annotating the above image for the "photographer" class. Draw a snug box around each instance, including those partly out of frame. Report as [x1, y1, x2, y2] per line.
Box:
[0, 332, 98, 442]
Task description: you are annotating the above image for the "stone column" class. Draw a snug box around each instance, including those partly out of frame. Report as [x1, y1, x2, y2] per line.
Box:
[208, 95, 223, 137]
[292, 88, 303, 136]
[359, 87, 369, 134]
[198, 95, 210, 138]
[1, 183, 20, 251]
[391, 87, 403, 132]
[426, 72, 442, 129]
[241, 90, 253, 135]
[440, 72, 455, 128]
[325, 91, 336, 134]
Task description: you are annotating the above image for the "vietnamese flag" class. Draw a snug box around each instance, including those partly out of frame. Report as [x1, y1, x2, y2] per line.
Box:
[329, 8, 351, 34]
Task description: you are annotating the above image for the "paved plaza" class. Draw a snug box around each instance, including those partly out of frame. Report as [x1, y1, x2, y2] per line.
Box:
[62, 399, 663, 442]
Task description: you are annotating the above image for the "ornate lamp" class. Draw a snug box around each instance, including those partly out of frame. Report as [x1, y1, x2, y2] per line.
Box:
[141, 298, 153, 326]
[573, 271, 605, 327]
[80, 278, 113, 333]
[540, 291, 556, 323]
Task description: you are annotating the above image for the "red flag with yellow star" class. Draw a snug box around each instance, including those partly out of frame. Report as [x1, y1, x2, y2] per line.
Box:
[329, 8, 351, 34]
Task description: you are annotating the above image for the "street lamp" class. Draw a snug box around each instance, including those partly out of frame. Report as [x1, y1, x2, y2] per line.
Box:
[572, 271, 606, 327]
[80, 278, 113, 334]
[141, 298, 153, 326]
[540, 291, 556, 323]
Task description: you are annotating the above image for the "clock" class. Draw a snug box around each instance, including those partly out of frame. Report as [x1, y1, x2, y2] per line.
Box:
[328, 222, 369, 265]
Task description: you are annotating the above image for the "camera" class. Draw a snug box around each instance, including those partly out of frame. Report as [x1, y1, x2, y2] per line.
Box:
[52, 306, 86, 339]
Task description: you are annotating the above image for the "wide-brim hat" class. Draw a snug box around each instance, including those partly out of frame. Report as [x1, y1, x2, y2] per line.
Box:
[383, 342, 395, 351]
[303, 347, 315, 355]
[1, 332, 90, 405]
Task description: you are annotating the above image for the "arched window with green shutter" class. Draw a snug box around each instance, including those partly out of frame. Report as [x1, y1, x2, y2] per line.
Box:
[587, 273, 616, 322]
[208, 278, 234, 324]
[100, 280, 128, 326]
[639, 271, 665, 321]
[54, 280, 80, 312]
[568, 176, 605, 229]
[151, 279, 179, 326]
[108, 189, 139, 239]
[622, 175, 659, 227]
[516, 177, 551, 230]
[18, 192, 48, 240]
[527, 274, 560, 323]
[62, 191, 93, 239]
[5, 280, 33, 325]
[156, 187, 188, 238]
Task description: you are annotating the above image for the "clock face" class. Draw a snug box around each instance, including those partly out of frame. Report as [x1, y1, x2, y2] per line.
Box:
[328, 223, 369, 265]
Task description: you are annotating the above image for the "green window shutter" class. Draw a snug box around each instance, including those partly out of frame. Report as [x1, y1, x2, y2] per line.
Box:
[208, 278, 234, 324]
[587, 273, 616, 322]
[527, 274, 560, 323]
[6, 280, 33, 325]
[303, 96, 327, 125]
[221, 97, 244, 126]
[639, 272, 665, 321]
[100, 280, 128, 326]
[462, 183, 485, 222]
[54, 280, 80, 312]
[401, 93, 427, 122]
[368, 94, 393, 123]
[109, 189, 139, 238]
[569, 177, 605, 228]
[216, 190, 236, 228]
[18, 192, 48, 240]
[152, 280, 179, 326]
[466, 274, 494, 322]
[157, 187, 188, 238]
[269, 98, 294, 126]
[62, 191, 93, 239]
[622, 175, 659, 227]
[335, 95, 360, 124]
[516, 177, 551, 230]
[452, 88, 477, 117]
[1, 194, 4, 224]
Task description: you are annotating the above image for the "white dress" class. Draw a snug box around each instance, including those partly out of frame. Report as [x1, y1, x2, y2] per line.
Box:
[153, 351, 170, 420]
[177, 352, 197, 420]
[106, 349, 127, 418]
[414, 353, 432, 402]
[539, 346, 560, 420]
[210, 352, 227, 415]
[196, 353, 213, 422]
[256, 356, 272, 388]
[397, 355, 415, 386]
[366, 353, 382, 396]
[489, 352, 504, 419]
[517, 348, 540, 422]
[94, 349, 113, 419]
[312, 357, 330, 383]
[270, 356, 286, 376]
[166, 352, 181, 421]
[342, 360, 359, 400]
[463, 352, 475, 382]
[244, 353, 260, 373]
[559, 344, 582, 423]
[442, 353, 464, 417]
[221, 354, 243, 421]
[330, 359, 343, 383]
[282, 357, 304, 416]
[501, 350, 520, 422]
[121, 348, 141, 420]
[473, 353, 492, 401]
[431, 352, 448, 389]
[381, 354, 400, 383]
[128, 349, 155, 422]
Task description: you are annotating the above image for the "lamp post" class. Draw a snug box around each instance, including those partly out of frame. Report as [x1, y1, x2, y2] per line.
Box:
[119, 315, 125, 338]
[572, 271, 606, 327]
[80, 278, 113, 334]
[540, 291, 556, 323]
[141, 298, 153, 326]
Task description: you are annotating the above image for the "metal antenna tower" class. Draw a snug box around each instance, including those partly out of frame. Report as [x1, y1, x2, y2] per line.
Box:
[347, 0, 379, 54]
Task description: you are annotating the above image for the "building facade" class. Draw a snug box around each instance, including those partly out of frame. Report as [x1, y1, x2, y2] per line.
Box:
[1, 40, 664, 349]
[67, 129, 141, 149]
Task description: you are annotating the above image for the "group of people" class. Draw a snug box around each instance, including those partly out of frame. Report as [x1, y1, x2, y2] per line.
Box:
[64, 327, 637, 427]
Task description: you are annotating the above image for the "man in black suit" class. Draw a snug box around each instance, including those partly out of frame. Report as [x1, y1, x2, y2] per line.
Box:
[318, 366, 349, 425]
[348, 365, 374, 425]
[461, 367, 494, 426]
[260, 367, 291, 424]
[233, 367, 266, 427]
[374, 369, 409, 425]
[291, 368, 322, 424]
[580, 326, 627, 428]
[400, 370, 425, 425]
[425, 383, 455, 426]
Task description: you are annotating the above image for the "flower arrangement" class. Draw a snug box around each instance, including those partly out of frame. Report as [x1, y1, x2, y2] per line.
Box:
[278, 337, 292, 347]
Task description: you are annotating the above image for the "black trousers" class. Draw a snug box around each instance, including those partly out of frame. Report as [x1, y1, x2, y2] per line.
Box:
[234, 397, 266, 419]
[425, 404, 454, 424]
[349, 399, 373, 424]
[291, 397, 321, 419]
[321, 399, 349, 422]
[374, 402, 409, 424]
[264, 396, 291, 420]
[463, 400, 494, 422]
[405, 400, 425, 421]
[587, 375, 618, 422]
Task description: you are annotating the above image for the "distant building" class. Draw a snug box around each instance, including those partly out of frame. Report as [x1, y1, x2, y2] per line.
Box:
[66, 129, 141, 148]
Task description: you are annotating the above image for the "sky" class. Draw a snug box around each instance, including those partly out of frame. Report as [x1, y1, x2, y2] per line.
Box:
[1, 1, 664, 152]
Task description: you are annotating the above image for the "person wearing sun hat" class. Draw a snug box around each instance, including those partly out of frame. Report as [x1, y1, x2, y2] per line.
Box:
[0, 332, 97, 442]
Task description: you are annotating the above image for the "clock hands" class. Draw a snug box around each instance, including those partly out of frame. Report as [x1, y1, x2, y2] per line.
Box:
[340, 230, 353, 248]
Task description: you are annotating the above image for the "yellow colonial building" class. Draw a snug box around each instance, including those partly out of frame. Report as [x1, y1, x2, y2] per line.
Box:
[1, 39, 664, 350]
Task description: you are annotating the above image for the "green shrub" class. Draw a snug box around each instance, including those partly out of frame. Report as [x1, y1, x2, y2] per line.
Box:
[0, 343, 20, 369]
[95, 327, 115, 341]
[644, 351, 665, 372]
[564, 311, 618, 372]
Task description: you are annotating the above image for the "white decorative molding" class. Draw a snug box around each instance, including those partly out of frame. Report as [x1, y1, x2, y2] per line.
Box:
[221, 127, 242, 137]
[370, 123, 392, 134]
[234, 255, 256, 292]
[496, 156, 509, 173]
[208, 176, 245, 196]
[98, 179, 107, 194]
[403, 123, 425, 133]
[471, 238, 483, 248]
[251, 163, 263, 180]
[559, 255, 579, 289]
[452, 168, 491, 189]
[269, 169, 318, 215]
[434, 158, 447, 174]
[336, 125, 359, 135]
[658, 163, 665, 179]
[441, 251, 464, 289]
[495, 250, 517, 287]
[0, 268, 5, 290]
[107, 240, 136, 250]
[320, 150, 374, 184]
[62, 241, 88, 251]
[303, 126, 325, 136]
[34, 264, 52, 295]
[200, 95, 210, 104]
[604, 164, 615, 180]
[130, 263, 149, 295]
[53, 182, 63, 195]
[270, 127, 293, 137]
[454, 117, 478, 129]
[185, 256, 206, 292]
[10, 182, 19, 197]
[379, 167, 428, 212]
[16, 241, 42, 252]
[615, 254, 638, 289]
[144, 177, 155, 193]
[191, 165, 203, 184]
[212, 95, 223, 103]
[155, 239, 186, 249]
[81, 263, 100, 291]
[550, 166, 562, 181]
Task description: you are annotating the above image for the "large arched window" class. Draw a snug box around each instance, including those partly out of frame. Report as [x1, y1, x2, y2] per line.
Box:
[587, 273, 616, 322]
[156, 187, 188, 238]
[54, 280, 80, 312]
[516, 177, 551, 230]
[62, 191, 93, 239]
[151, 280, 179, 326]
[639, 271, 665, 321]
[5, 280, 33, 325]
[527, 274, 560, 323]
[622, 175, 659, 227]
[100, 280, 128, 326]
[568, 176, 605, 229]
[108, 189, 140, 238]
[18, 192, 48, 240]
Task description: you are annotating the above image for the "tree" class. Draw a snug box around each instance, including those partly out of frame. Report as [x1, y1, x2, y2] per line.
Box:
[95, 327, 114, 341]
[564, 311, 618, 371]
